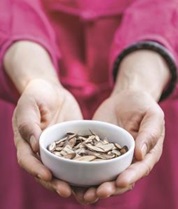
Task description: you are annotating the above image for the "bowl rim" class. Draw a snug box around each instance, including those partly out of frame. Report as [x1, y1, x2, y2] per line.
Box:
[39, 120, 135, 165]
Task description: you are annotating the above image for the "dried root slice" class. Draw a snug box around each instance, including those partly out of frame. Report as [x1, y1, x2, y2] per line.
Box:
[47, 131, 128, 162]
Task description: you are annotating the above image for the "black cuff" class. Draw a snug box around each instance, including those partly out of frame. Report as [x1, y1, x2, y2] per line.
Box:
[113, 41, 177, 101]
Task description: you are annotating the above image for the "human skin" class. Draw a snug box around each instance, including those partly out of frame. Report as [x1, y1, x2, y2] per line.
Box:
[3, 41, 170, 203]
[72, 50, 170, 203]
[77, 50, 169, 203]
[4, 41, 83, 197]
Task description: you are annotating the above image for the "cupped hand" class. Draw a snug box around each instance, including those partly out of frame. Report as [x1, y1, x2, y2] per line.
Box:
[13, 78, 83, 198]
[74, 90, 165, 204]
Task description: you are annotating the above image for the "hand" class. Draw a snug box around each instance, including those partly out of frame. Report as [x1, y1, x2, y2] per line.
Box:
[13, 79, 83, 198]
[73, 90, 165, 204]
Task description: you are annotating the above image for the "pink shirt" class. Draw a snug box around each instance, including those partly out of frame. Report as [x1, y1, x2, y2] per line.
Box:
[0, 0, 178, 209]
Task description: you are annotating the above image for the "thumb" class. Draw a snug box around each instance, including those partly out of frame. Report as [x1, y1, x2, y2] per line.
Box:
[135, 110, 165, 160]
[13, 101, 42, 152]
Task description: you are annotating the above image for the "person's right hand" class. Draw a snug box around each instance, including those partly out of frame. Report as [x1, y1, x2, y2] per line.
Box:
[12, 79, 83, 198]
[3, 41, 83, 198]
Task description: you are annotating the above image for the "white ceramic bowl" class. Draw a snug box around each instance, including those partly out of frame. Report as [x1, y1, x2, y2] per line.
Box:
[39, 120, 135, 187]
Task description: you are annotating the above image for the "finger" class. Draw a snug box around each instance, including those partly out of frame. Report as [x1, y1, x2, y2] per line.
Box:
[97, 182, 114, 198]
[135, 107, 164, 160]
[54, 180, 72, 198]
[96, 182, 132, 199]
[13, 101, 42, 152]
[116, 137, 163, 187]
[83, 187, 99, 204]
[16, 126, 72, 197]
[36, 178, 72, 198]
[15, 134, 52, 181]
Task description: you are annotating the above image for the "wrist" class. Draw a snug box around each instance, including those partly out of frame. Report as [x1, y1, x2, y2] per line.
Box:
[112, 50, 171, 101]
[3, 41, 59, 94]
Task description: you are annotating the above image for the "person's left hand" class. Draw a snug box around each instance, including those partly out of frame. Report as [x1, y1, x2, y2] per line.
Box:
[73, 89, 165, 204]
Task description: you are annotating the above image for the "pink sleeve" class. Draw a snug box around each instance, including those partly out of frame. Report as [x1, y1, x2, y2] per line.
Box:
[109, 0, 178, 89]
[0, 0, 59, 103]
[110, 0, 178, 63]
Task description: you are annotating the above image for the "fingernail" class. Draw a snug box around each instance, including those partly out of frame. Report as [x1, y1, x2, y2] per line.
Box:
[129, 183, 135, 190]
[56, 190, 62, 196]
[36, 174, 42, 179]
[141, 144, 148, 158]
[57, 190, 71, 198]
[30, 135, 37, 151]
